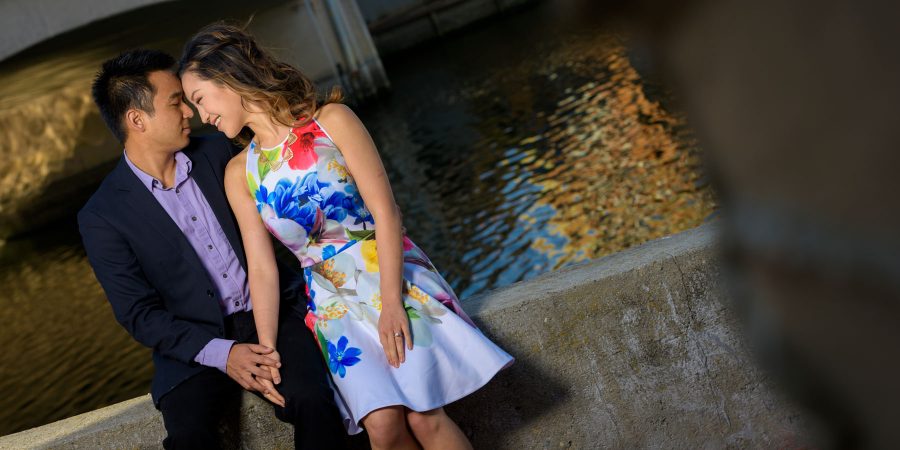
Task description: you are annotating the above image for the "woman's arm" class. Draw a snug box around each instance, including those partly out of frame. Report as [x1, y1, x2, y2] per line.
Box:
[317, 103, 411, 368]
[223, 151, 286, 403]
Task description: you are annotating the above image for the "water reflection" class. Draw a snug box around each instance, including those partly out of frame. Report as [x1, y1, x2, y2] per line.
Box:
[0, 60, 112, 236]
[0, 1, 714, 435]
[0, 228, 152, 434]
[0, 0, 281, 238]
[365, 20, 714, 298]
[525, 46, 712, 264]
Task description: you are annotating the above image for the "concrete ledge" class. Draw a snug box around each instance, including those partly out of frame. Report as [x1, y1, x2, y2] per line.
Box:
[448, 223, 808, 448]
[0, 223, 809, 448]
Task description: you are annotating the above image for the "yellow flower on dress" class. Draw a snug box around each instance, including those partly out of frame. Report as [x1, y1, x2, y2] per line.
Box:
[327, 159, 351, 180]
[369, 292, 383, 312]
[323, 303, 349, 320]
[313, 258, 347, 288]
[361, 240, 379, 272]
[408, 285, 430, 305]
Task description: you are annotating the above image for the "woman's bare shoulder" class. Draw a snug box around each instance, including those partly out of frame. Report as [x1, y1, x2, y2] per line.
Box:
[315, 102, 357, 125]
[224, 146, 250, 184]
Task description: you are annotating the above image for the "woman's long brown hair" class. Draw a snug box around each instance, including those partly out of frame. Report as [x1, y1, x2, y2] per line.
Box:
[178, 22, 342, 146]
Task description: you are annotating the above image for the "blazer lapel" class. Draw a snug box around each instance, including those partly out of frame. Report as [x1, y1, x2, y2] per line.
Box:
[111, 158, 185, 251]
[188, 150, 248, 271]
[111, 157, 207, 273]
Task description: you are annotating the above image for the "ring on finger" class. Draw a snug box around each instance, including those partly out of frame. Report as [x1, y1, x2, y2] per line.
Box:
[393, 331, 402, 337]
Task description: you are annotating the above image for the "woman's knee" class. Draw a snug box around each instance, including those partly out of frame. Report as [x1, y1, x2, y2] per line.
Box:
[406, 408, 446, 436]
[363, 407, 408, 447]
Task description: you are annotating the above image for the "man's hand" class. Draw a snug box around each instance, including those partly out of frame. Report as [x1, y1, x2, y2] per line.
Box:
[225, 343, 281, 394]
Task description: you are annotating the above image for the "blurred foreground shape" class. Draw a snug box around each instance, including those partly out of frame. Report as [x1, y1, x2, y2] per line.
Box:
[579, 0, 900, 446]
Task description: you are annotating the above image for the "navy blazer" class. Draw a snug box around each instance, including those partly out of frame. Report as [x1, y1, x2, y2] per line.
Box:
[78, 133, 302, 405]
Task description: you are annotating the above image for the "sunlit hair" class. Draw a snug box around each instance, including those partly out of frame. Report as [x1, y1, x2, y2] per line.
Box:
[178, 22, 342, 146]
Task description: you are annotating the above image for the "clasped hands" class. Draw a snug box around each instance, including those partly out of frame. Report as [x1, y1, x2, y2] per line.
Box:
[225, 343, 285, 407]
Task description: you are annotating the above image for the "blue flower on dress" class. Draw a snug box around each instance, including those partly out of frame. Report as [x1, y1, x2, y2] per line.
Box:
[255, 184, 270, 212]
[320, 190, 350, 222]
[328, 336, 362, 378]
[295, 172, 325, 204]
[304, 268, 317, 310]
[264, 177, 321, 233]
[266, 178, 301, 218]
[343, 185, 374, 224]
[294, 203, 321, 234]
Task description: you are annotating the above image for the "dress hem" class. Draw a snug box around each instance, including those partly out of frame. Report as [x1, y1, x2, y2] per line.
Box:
[340, 355, 514, 435]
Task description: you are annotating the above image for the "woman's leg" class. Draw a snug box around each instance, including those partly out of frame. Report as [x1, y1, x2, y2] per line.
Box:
[361, 406, 420, 450]
[406, 408, 472, 450]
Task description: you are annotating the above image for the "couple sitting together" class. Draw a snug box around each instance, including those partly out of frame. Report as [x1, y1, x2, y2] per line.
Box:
[79, 22, 513, 449]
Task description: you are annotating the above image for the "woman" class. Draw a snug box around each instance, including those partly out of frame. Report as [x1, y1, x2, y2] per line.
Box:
[179, 23, 513, 450]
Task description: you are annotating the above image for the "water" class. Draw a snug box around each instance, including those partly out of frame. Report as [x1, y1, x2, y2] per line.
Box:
[0, 1, 714, 436]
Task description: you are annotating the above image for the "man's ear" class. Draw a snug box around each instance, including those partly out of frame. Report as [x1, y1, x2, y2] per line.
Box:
[125, 109, 145, 134]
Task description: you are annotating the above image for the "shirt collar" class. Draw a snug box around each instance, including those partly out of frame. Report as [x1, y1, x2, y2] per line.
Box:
[123, 150, 192, 191]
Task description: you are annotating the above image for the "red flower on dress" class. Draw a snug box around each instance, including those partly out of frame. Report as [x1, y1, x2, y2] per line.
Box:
[288, 129, 324, 170]
[304, 307, 318, 334]
[402, 235, 415, 251]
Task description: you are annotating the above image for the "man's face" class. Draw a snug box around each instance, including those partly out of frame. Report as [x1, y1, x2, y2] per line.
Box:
[141, 70, 193, 151]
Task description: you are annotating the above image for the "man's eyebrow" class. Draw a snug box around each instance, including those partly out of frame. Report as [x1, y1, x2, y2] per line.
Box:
[169, 90, 183, 101]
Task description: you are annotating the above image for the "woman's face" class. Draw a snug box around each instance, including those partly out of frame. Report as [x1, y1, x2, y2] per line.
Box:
[181, 71, 246, 138]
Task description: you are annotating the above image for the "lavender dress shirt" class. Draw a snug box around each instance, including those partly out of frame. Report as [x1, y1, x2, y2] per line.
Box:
[125, 150, 250, 372]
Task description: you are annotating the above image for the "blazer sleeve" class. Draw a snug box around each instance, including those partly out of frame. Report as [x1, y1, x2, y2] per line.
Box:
[78, 208, 216, 365]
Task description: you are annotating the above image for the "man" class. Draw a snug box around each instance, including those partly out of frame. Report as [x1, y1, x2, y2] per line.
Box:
[78, 49, 346, 449]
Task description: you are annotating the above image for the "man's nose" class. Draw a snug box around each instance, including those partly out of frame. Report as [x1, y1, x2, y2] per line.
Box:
[181, 102, 194, 119]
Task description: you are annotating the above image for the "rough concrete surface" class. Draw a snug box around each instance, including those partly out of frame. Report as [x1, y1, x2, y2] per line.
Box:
[0, 223, 809, 449]
[447, 223, 808, 449]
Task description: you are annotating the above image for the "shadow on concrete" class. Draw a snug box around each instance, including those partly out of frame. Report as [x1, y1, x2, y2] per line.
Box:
[446, 328, 569, 448]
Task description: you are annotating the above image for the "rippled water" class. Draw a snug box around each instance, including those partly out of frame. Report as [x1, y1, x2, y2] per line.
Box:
[363, 10, 714, 298]
[0, 1, 714, 436]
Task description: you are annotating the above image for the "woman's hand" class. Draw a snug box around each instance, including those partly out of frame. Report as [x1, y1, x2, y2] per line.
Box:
[378, 301, 413, 368]
[257, 378, 285, 407]
[258, 349, 285, 406]
[264, 348, 282, 385]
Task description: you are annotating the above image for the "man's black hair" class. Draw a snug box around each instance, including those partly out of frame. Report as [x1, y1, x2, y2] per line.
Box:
[91, 49, 176, 143]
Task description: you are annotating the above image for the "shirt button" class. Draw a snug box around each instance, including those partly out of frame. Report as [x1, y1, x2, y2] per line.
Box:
[175, 188, 180, 194]
[191, 216, 197, 221]
[222, 273, 228, 279]
[207, 244, 213, 250]
[206, 289, 214, 297]
[234, 301, 240, 307]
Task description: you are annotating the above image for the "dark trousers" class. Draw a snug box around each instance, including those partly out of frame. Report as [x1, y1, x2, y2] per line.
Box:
[158, 305, 347, 449]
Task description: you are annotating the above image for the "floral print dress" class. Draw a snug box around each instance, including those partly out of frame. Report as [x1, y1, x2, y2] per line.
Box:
[246, 118, 514, 434]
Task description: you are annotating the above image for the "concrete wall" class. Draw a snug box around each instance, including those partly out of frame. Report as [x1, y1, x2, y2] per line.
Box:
[0, 0, 172, 61]
[0, 223, 810, 448]
[357, 0, 422, 23]
[0, 0, 535, 63]
[364, 0, 539, 55]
